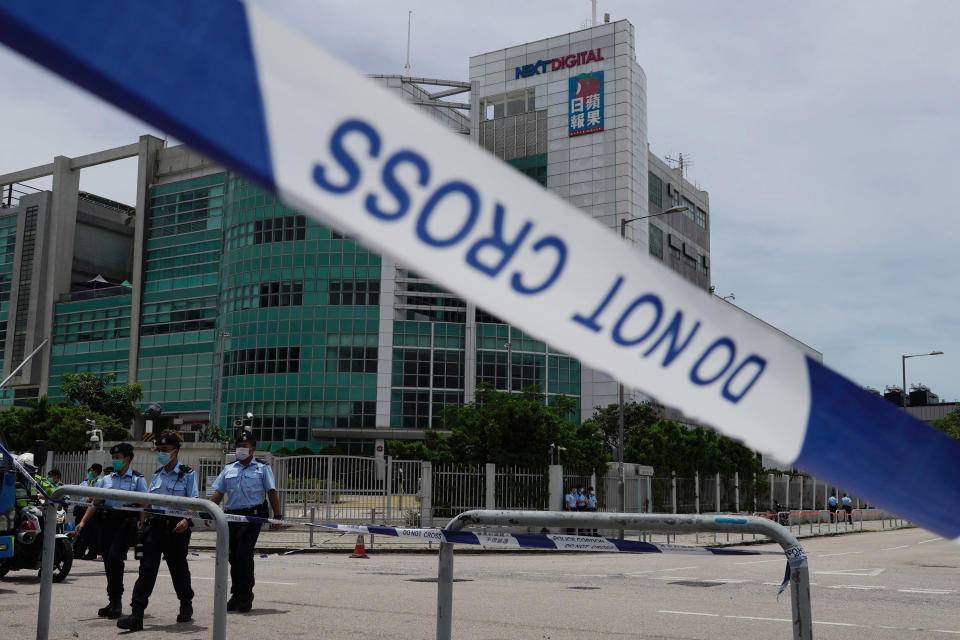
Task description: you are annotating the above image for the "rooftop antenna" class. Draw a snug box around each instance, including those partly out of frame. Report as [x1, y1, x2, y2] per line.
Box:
[592, 0, 598, 26]
[404, 10, 412, 76]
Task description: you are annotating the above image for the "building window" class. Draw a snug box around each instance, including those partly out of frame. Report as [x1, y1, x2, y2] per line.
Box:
[254, 215, 306, 244]
[698, 254, 709, 274]
[682, 197, 696, 222]
[695, 207, 708, 229]
[330, 346, 377, 374]
[393, 348, 430, 387]
[648, 172, 663, 207]
[507, 153, 548, 187]
[259, 281, 303, 308]
[11, 206, 38, 364]
[223, 347, 300, 376]
[648, 224, 663, 260]
[391, 389, 431, 429]
[432, 350, 464, 389]
[329, 280, 379, 305]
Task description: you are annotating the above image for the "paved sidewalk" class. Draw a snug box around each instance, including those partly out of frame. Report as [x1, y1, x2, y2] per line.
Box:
[187, 515, 913, 554]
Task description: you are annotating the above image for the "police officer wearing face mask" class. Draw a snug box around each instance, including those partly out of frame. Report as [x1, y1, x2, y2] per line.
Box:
[209, 430, 282, 613]
[117, 432, 197, 631]
[76, 443, 148, 619]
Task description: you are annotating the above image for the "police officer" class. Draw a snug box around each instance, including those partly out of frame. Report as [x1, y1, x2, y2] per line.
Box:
[76, 443, 148, 619]
[74, 463, 103, 560]
[117, 433, 198, 631]
[209, 430, 282, 613]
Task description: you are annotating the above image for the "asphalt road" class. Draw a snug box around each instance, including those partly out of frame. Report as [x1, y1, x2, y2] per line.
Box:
[2, 527, 956, 639]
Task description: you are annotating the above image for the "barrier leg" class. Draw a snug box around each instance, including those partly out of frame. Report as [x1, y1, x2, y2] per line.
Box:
[436, 541, 455, 640]
[790, 559, 813, 640]
[36, 500, 57, 640]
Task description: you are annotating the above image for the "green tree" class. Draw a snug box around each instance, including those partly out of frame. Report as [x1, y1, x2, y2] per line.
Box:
[625, 419, 763, 478]
[582, 401, 662, 456]
[386, 385, 608, 476]
[0, 397, 128, 452]
[931, 406, 960, 441]
[59, 372, 143, 425]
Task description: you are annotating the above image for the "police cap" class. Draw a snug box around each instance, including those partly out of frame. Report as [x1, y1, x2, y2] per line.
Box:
[109, 442, 135, 458]
[235, 429, 257, 444]
[155, 432, 182, 449]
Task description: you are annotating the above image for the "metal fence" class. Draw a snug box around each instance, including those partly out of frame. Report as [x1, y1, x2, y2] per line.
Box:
[47, 450, 878, 524]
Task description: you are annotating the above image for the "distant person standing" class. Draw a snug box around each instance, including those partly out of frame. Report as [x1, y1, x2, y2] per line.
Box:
[841, 494, 853, 525]
[209, 430, 282, 613]
[585, 486, 598, 536]
[827, 494, 838, 523]
[563, 487, 577, 534]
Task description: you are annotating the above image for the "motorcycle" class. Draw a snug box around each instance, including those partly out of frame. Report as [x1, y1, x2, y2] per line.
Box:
[0, 503, 74, 582]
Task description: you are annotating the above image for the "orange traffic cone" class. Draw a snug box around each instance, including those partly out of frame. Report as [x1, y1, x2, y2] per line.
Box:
[349, 534, 369, 559]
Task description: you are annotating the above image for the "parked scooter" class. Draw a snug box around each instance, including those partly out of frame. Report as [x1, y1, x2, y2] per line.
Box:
[0, 440, 74, 582]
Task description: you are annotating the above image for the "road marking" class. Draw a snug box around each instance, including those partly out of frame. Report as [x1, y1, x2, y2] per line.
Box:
[899, 588, 954, 595]
[817, 551, 862, 557]
[657, 610, 719, 617]
[163, 573, 297, 586]
[624, 565, 699, 575]
[880, 545, 911, 551]
[658, 610, 960, 634]
[828, 584, 884, 590]
[918, 537, 943, 544]
[815, 567, 885, 577]
[734, 558, 783, 565]
[702, 578, 752, 584]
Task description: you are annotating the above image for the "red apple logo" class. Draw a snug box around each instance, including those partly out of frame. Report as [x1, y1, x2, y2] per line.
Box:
[576, 74, 600, 97]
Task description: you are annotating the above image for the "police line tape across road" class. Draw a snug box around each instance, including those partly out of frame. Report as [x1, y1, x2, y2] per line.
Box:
[58, 498, 785, 559]
[0, 2, 957, 541]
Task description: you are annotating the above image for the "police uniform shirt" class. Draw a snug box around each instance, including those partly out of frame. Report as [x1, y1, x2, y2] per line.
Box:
[587, 494, 597, 509]
[99, 467, 148, 507]
[149, 462, 199, 509]
[564, 492, 577, 509]
[841, 496, 852, 507]
[211, 458, 275, 510]
[828, 496, 838, 506]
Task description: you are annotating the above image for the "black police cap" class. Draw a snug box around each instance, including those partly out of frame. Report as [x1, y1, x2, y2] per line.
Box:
[110, 442, 134, 458]
[155, 432, 182, 449]
[235, 429, 256, 444]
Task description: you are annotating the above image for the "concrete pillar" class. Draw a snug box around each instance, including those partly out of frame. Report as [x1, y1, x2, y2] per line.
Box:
[128, 135, 164, 390]
[548, 464, 563, 511]
[420, 461, 433, 528]
[484, 463, 496, 510]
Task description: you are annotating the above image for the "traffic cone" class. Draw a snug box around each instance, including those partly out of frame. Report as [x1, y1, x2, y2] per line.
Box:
[349, 534, 369, 559]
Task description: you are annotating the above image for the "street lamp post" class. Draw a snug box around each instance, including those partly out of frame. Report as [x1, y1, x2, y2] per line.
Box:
[901, 351, 943, 408]
[613, 204, 688, 520]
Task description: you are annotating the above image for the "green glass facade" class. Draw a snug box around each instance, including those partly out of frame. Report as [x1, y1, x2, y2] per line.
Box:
[218, 176, 380, 451]
[48, 292, 132, 402]
[136, 173, 224, 415]
[0, 213, 17, 405]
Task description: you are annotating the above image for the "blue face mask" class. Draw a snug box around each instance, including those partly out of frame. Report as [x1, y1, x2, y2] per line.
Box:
[156, 451, 172, 465]
[111, 459, 124, 472]
[87, 471, 94, 480]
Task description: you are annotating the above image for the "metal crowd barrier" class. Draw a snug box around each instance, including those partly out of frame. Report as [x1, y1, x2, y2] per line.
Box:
[437, 510, 813, 640]
[38, 485, 230, 640]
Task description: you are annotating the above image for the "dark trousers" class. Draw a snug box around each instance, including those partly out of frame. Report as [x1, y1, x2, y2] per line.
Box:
[74, 508, 92, 556]
[99, 515, 137, 602]
[227, 521, 262, 601]
[843, 505, 853, 524]
[131, 519, 194, 611]
[828, 505, 837, 523]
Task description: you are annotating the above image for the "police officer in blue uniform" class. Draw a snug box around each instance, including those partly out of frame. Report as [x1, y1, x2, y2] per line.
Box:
[117, 432, 198, 631]
[76, 443, 148, 619]
[210, 430, 282, 613]
[74, 463, 103, 559]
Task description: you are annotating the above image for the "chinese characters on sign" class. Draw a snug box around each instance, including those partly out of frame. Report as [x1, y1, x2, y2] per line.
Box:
[569, 71, 604, 137]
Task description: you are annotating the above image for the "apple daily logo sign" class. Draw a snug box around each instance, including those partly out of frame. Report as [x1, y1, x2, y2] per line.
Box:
[569, 72, 603, 137]
[515, 48, 605, 79]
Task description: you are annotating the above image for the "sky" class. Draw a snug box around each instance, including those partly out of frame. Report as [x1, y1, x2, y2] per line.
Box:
[0, 1, 957, 401]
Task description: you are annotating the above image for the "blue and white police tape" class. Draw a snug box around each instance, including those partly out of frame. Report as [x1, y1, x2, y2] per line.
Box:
[0, 2, 957, 540]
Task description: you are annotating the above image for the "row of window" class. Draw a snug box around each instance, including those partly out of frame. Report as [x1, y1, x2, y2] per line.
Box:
[327, 346, 377, 374]
[329, 279, 380, 305]
[223, 347, 302, 376]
